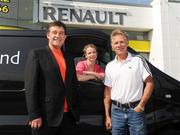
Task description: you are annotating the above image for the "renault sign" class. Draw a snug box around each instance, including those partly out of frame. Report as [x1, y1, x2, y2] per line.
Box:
[39, 0, 127, 27]
[42, 6, 127, 25]
[38, 0, 152, 30]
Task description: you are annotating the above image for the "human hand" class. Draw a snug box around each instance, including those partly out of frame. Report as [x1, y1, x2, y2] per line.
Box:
[83, 71, 92, 75]
[134, 105, 144, 113]
[105, 116, 112, 131]
[83, 71, 98, 80]
[29, 118, 42, 129]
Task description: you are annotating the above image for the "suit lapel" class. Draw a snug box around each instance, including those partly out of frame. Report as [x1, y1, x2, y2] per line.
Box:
[46, 46, 65, 86]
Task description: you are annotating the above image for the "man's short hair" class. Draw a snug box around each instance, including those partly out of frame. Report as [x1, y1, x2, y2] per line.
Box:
[111, 29, 128, 45]
[47, 21, 67, 34]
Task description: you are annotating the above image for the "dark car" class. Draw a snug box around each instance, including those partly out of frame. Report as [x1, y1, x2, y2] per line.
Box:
[0, 29, 180, 135]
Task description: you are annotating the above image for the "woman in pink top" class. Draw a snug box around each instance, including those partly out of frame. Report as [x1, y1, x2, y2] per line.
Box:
[76, 43, 104, 82]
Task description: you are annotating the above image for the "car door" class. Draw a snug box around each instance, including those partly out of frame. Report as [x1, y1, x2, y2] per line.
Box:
[0, 30, 47, 135]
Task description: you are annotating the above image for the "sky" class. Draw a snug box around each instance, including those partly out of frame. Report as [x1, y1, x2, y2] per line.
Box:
[97, 0, 153, 5]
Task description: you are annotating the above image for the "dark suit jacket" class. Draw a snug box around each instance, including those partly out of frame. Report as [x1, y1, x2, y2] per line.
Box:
[25, 46, 79, 127]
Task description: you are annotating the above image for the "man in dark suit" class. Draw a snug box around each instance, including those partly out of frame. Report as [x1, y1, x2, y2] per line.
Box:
[25, 21, 79, 135]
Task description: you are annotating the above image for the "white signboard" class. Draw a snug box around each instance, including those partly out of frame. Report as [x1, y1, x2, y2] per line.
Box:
[38, 0, 153, 30]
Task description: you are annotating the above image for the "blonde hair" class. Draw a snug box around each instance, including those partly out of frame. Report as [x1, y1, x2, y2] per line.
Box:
[111, 29, 128, 45]
[83, 43, 97, 55]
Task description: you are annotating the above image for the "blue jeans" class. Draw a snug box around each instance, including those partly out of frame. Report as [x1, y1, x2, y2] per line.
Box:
[111, 104, 146, 135]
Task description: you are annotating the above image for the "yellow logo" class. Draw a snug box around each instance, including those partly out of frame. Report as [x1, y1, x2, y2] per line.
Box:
[0, 0, 10, 13]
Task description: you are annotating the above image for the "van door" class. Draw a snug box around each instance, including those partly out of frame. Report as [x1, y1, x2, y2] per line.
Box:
[65, 29, 112, 135]
[0, 30, 47, 135]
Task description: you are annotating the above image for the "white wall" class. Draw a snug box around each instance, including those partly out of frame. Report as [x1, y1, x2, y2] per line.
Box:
[150, 0, 180, 80]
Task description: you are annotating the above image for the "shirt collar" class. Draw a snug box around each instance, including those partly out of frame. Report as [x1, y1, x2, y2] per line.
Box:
[114, 52, 132, 63]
